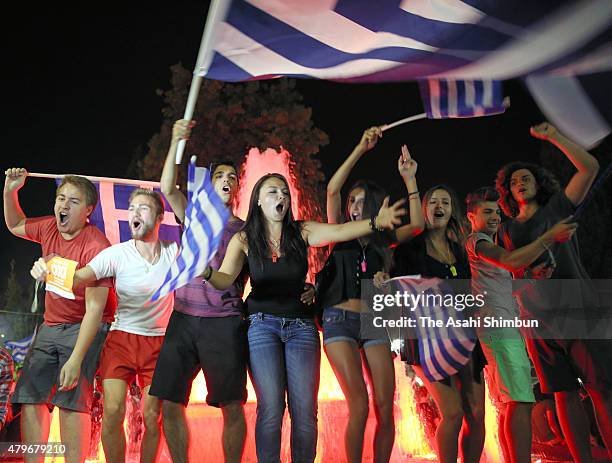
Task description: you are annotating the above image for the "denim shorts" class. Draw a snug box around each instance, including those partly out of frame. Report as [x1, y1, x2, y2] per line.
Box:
[322, 307, 389, 348]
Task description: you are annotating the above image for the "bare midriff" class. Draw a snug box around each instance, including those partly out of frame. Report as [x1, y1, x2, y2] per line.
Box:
[335, 298, 367, 313]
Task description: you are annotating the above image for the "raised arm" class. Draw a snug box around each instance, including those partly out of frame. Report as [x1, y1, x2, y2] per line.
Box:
[3, 168, 29, 238]
[304, 197, 405, 247]
[204, 232, 247, 290]
[160, 120, 194, 223]
[327, 126, 383, 224]
[531, 122, 599, 206]
[394, 145, 424, 243]
[476, 218, 577, 272]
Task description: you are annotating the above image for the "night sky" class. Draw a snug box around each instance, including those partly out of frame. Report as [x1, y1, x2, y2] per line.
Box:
[1, 4, 585, 293]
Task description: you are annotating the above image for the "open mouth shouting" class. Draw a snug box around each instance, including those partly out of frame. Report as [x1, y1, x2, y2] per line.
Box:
[433, 210, 445, 219]
[275, 202, 286, 216]
[58, 211, 69, 226]
[351, 213, 361, 221]
[131, 218, 142, 232]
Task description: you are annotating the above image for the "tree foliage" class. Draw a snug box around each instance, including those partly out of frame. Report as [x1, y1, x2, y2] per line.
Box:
[134, 64, 331, 274]
[2, 259, 36, 340]
[135, 64, 329, 207]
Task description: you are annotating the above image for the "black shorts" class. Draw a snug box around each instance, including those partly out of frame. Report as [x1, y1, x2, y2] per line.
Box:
[149, 311, 248, 407]
[525, 335, 612, 393]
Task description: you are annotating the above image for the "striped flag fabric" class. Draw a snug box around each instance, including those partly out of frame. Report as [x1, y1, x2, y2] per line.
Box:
[388, 276, 477, 382]
[151, 157, 230, 301]
[55, 178, 181, 245]
[196, 0, 612, 146]
[418, 79, 508, 118]
[5, 329, 37, 363]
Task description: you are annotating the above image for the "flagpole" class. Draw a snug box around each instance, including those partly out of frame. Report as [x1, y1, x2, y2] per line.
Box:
[27, 172, 163, 188]
[175, 0, 233, 165]
[381, 113, 427, 132]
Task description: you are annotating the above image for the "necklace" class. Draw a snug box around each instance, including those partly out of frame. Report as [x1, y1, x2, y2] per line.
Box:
[269, 237, 281, 263]
[442, 240, 458, 277]
[427, 236, 457, 277]
[360, 242, 368, 273]
[135, 241, 160, 273]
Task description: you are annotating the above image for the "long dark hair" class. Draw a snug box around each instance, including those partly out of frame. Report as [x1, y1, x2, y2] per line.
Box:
[495, 162, 560, 218]
[242, 173, 307, 268]
[346, 180, 392, 272]
[422, 184, 469, 246]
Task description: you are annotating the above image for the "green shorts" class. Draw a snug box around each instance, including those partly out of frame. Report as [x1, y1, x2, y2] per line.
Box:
[478, 327, 535, 404]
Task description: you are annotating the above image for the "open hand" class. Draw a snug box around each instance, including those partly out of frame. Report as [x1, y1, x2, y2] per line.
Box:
[375, 197, 406, 230]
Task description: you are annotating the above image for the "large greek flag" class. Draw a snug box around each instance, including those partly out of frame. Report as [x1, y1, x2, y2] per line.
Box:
[152, 157, 230, 301]
[196, 0, 612, 146]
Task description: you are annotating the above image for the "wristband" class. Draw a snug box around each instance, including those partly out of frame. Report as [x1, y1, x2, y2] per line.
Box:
[370, 214, 384, 232]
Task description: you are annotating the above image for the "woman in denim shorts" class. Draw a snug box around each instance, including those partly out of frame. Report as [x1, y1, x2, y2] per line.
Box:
[318, 128, 423, 463]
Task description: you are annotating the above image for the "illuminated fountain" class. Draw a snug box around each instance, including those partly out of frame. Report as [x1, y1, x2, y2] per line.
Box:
[44, 146, 501, 462]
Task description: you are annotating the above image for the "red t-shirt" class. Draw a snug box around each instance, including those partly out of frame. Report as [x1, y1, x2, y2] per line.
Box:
[25, 216, 116, 325]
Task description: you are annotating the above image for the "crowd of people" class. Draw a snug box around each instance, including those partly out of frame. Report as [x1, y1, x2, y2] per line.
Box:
[2, 119, 611, 463]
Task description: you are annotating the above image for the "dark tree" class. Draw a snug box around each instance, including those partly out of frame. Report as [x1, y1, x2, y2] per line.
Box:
[134, 64, 331, 273]
[2, 259, 34, 340]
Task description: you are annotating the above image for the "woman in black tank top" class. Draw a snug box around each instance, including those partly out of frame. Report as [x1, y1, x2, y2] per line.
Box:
[204, 173, 406, 463]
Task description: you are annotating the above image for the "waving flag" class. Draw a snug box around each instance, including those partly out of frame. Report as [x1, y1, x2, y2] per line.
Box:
[418, 79, 508, 118]
[152, 157, 229, 301]
[5, 329, 37, 363]
[388, 276, 477, 382]
[55, 178, 180, 245]
[193, 0, 612, 146]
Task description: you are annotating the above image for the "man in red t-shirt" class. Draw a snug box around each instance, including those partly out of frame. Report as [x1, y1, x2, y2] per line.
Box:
[4, 168, 115, 463]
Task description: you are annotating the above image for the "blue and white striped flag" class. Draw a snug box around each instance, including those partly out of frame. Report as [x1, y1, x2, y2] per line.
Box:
[55, 178, 181, 245]
[418, 79, 508, 118]
[196, 0, 612, 146]
[5, 329, 36, 363]
[152, 157, 230, 301]
[389, 276, 477, 382]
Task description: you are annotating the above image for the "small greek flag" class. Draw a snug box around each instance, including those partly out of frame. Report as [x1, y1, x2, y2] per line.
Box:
[5, 329, 36, 363]
[152, 156, 230, 301]
[418, 79, 508, 119]
[390, 276, 476, 382]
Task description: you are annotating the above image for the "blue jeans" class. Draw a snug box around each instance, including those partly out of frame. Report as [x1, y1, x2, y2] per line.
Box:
[248, 313, 321, 463]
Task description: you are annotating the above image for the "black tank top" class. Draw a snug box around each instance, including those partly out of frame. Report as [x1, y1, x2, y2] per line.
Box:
[245, 250, 310, 318]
